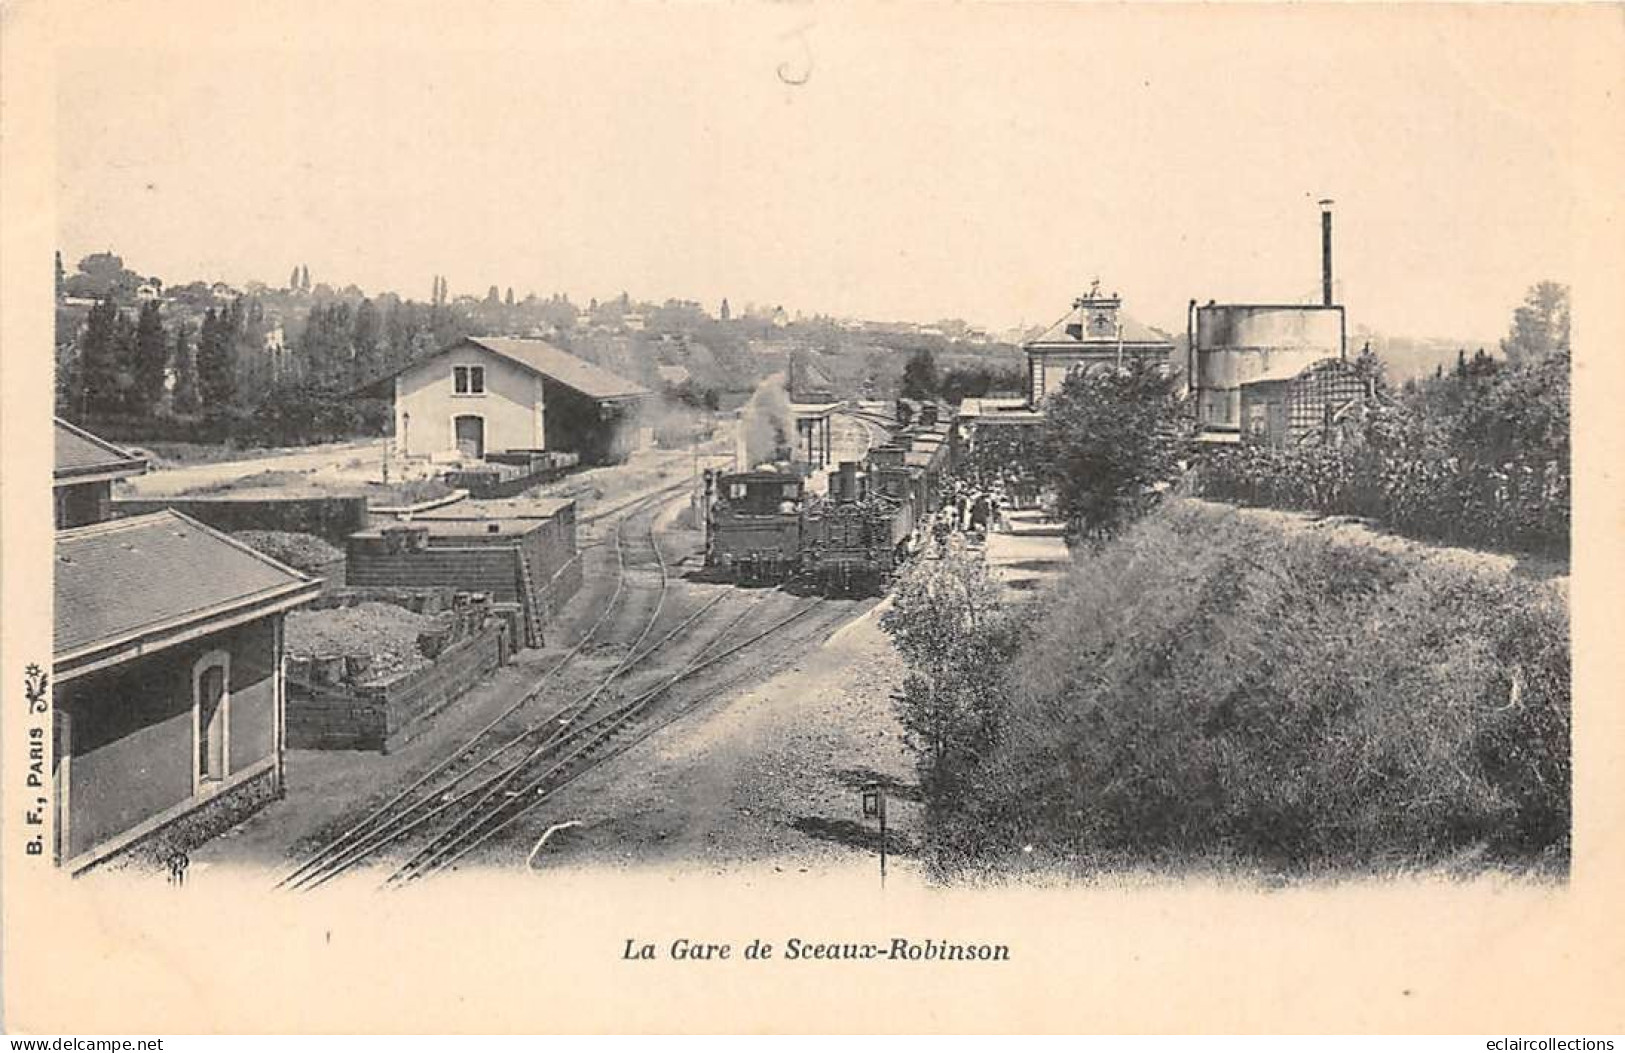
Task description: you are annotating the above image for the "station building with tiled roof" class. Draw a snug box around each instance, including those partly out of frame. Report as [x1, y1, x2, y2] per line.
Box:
[52, 423, 320, 872]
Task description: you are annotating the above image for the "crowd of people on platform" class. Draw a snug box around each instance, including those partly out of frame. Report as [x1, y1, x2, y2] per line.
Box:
[932, 481, 1007, 545]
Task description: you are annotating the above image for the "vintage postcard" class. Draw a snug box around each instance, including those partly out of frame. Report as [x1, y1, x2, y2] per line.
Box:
[2, 0, 1622, 1035]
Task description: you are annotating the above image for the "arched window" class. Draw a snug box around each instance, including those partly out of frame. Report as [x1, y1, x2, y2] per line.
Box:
[192, 649, 231, 792]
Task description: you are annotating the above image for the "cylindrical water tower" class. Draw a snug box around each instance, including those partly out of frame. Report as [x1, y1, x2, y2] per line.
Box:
[1194, 305, 1345, 436]
[1191, 200, 1348, 439]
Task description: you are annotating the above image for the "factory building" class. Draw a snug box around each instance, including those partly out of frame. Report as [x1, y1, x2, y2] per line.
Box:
[1191, 304, 1346, 440]
[1237, 355, 1377, 448]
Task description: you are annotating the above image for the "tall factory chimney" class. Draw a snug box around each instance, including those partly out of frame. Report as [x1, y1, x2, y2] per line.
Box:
[1319, 198, 1335, 307]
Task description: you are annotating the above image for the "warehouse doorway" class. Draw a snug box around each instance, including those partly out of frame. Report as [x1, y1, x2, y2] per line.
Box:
[454, 415, 485, 459]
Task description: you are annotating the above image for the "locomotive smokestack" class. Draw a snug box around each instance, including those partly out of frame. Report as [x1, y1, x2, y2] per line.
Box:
[838, 461, 859, 502]
[1319, 198, 1335, 307]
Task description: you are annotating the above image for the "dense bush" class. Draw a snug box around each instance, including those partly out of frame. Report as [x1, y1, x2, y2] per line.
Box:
[244, 385, 392, 447]
[934, 501, 1569, 874]
[1196, 286, 1570, 558]
[880, 540, 1029, 817]
[72, 411, 236, 446]
[1196, 445, 1569, 556]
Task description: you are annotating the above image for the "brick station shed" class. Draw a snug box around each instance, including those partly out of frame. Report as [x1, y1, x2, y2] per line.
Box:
[346, 498, 580, 649]
[53, 510, 321, 871]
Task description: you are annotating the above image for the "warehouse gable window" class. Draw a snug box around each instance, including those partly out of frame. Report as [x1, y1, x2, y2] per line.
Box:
[453, 366, 486, 395]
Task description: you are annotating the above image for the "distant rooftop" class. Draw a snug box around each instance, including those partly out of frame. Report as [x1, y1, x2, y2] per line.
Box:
[54, 418, 147, 483]
[465, 337, 651, 401]
[1025, 287, 1173, 351]
[366, 336, 652, 402]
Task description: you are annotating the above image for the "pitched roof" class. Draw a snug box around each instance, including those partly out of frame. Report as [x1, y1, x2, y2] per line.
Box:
[357, 336, 654, 401]
[54, 418, 148, 482]
[55, 510, 318, 668]
[1026, 302, 1173, 351]
[414, 496, 576, 521]
[468, 337, 651, 400]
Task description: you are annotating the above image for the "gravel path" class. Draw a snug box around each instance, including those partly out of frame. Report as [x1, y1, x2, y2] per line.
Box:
[484, 596, 923, 879]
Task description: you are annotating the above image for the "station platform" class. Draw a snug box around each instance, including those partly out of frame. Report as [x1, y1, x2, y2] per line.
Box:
[982, 511, 1071, 599]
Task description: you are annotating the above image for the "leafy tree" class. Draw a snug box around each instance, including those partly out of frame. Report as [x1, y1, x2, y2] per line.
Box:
[227, 297, 273, 399]
[197, 307, 237, 408]
[880, 539, 1025, 813]
[351, 297, 383, 389]
[1501, 281, 1570, 366]
[900, 347, 938, 399]
[1041, 359, 1192, 542]
[78, 297, 123, 415]
[289, 266, 301, 291]
[938, 363, 1025, 403]
[486, 285, 501, 306]
[300, 264, 311, 292]
[172, 322, 199, 415]
[131, 300, 168, 414]
[719, 297, 731, 322]
[65, 252, 144, 301]
[1453, 342, 1570, 469]
[111, 307, 139, 411]
[505, 286, 515, 307]
[956, 424, 1046, 502]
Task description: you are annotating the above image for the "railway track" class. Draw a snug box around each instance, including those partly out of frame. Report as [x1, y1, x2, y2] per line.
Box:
[274, 473, 855, 891]
[274, 483, 693, 892]
[384, 593, 834, 885]
[275, 452, 879, 890]
[833, 408, 898, 456]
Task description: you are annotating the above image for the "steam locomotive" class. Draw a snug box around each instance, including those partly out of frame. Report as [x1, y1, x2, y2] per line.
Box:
[704, 408, 953, 596]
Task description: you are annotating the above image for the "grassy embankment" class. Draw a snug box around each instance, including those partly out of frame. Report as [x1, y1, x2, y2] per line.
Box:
[917, 500, 1570, 881]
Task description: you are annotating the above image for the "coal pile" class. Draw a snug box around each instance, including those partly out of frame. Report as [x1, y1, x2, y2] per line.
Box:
[233, 530, 343, 573]
[286, 602, 439, 683]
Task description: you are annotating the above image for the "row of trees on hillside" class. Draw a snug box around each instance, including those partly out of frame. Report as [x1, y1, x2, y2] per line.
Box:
[899, 348, 1026, 403]
[56, 290, 473, 445]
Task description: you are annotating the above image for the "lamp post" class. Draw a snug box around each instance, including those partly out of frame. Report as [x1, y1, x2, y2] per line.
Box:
[862, 783, 888, 887]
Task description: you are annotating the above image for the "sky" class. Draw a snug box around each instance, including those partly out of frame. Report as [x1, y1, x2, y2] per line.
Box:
[53, 4, 1609, 343]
